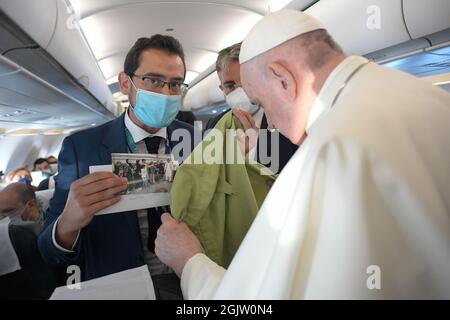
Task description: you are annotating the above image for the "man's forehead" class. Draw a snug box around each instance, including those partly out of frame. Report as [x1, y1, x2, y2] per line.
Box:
[220, 61, 240, 76]
[137, 49, 185, 78]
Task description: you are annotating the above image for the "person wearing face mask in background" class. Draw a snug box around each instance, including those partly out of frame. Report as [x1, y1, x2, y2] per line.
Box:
[38, 35, 200, 299]
[33, 158, 50, 173]
[6, 167, 33, 186]
[0, 183, 42, 232]
[0, 183, 63, 299]
[32, 158, 53, 191]
[36, 156, 59, 191]
[46, 156, 58, 176]
[0, 183, 40, 222]
[205, 43, 298, 173]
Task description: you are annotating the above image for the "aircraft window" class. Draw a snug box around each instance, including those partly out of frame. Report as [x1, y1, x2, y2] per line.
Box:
[382, 46, 450, 77]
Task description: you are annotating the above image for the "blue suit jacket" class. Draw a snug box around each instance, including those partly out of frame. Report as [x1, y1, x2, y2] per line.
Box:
[38, 113, 200, 280]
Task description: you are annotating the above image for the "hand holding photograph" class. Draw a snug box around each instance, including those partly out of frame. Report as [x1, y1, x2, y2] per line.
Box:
[89, 153, 178, 215]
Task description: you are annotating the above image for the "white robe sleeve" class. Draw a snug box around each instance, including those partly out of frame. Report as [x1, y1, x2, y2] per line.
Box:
[180, 253, 226, 299]
[210, 138, 450, 299]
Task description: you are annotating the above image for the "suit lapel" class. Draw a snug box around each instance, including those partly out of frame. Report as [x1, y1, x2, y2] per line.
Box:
[98, 113, 140, 252]
[100, 113, 128, 163]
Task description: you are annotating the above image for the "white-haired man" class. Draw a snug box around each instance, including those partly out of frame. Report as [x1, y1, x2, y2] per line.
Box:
[207, 42, 298, 173]
[155, 10, 450, 299]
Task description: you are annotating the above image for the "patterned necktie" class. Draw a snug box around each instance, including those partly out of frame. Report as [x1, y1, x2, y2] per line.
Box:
[144, 136, 163, 154]
[144, 135, 164, 253]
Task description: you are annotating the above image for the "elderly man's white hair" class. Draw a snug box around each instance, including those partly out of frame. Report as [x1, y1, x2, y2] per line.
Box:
[238, 9, 345, 145]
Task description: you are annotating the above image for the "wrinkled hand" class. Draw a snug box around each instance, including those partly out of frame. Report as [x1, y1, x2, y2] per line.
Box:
[155, 213, 204, 277]
[56, 172, 128, 250]
[232, 109, 259, 155]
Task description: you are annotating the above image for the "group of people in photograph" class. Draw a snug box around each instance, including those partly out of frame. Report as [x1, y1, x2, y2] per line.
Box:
[113, 156, 175, 194]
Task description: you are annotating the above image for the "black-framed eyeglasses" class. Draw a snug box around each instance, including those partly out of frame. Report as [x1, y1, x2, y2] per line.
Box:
[132, 74, 188, 94]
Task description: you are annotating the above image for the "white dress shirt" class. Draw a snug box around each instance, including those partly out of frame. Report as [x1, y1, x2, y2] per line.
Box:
[124, 112, 172, 275]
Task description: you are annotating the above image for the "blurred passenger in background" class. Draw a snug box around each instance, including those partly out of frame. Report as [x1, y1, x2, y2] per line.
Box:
[47, 156, 58, 176]
[0, 183, 40, 224]
[0, 183, 63, 299]
[6, 167, 33, 186]
[47, 156, 57, 165]
[33, 158, 50, 172]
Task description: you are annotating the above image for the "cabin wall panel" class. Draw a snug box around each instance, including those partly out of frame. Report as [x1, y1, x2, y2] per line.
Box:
[0, 134, 66, 177]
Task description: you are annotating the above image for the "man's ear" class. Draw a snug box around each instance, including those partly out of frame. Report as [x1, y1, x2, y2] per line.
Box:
[118, 72, 132, 95]
[267, 63, 296, 102]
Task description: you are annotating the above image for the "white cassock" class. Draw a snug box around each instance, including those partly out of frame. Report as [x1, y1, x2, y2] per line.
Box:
[180, 56, 450, 299]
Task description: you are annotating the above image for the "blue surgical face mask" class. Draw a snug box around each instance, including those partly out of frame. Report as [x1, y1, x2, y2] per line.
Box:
[18, 178, 31, 186]
[129, 77, 181, 128]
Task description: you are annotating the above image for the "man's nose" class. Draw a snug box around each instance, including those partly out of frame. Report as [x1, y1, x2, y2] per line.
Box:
[160, 83, 172, 96]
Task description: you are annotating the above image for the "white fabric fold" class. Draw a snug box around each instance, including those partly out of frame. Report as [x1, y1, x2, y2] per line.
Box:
[50, 265, 156, 300]
[0, 217, 21, 276]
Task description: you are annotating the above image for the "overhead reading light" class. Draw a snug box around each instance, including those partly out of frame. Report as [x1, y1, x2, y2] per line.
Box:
[42, 129, 68, 136]
[0, 109, 35, 118]
[6, 129, 42, 136]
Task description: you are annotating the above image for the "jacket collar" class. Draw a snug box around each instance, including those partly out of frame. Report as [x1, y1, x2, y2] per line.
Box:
[306, 55, 369, 134]
[100, 113, 128, 163]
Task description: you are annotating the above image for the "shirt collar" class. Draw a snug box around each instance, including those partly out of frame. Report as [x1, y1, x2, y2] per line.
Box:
[253, 107, 265, 128]
[124, 110, 167, 143]
[306, 55, 369, 134]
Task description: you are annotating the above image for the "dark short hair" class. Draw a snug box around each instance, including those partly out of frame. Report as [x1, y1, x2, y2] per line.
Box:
[124, 35, 186, 77]
[33, 158, 48, 169]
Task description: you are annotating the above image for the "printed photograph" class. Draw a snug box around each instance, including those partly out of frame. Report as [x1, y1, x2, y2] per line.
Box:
[112, 153, 177, 195]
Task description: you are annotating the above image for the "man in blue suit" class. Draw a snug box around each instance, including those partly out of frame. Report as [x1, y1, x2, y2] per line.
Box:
[38, 35, 199, 298]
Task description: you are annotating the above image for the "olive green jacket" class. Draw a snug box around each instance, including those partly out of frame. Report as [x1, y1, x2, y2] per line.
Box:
[170, 111, 276, 268]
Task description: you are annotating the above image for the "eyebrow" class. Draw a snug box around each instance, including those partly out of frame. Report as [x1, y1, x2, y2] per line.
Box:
[1, 208, 15, 214]
[142, 72, 185, 82]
